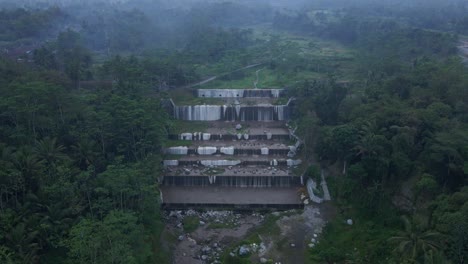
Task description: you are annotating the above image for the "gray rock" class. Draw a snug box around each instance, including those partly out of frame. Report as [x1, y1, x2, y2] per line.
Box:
[202, 246, 211, 254]
[308, 243, 315, 248]
[238, 245, 250, 256]
[260, 258, 268, 263]
[201, 255, 208, 260]
[188, 238, 197, 245]
[229, 252, 235, 257]
[178, 235, 185, 241]
[290, 243, 296, 248]
[199, 220, 206, 225]
[259, 242, 267, 253]
[347, 219, 353, 225]
[310, 238, 316, 243]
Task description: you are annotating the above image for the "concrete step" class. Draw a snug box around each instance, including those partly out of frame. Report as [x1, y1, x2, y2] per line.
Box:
[163, 156, 302, 167]
[160, 186, 304, 210]
[164, 165, 293, 177]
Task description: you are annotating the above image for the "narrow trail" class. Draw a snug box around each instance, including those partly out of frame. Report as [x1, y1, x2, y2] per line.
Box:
[253, 67, 265, 89]
[459, 40, 468, 64]
[186, 48, 289, 89]
[187, 63, 264, 88]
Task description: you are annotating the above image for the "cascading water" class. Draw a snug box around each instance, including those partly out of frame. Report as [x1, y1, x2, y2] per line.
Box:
[166, 147, 188, 155]
[174, 104, 290, 121]
[197, 147, 217, 155]
[197, 89, 283, 98]
[287, 159, 302, 166]
[163, 160, 179, 166]
[180, 133, 193, 140]
[162, 175, 301, 187]
[200, 160, 241, 166]
[220, 146, 235, 155]
[162, 88, 305, 209]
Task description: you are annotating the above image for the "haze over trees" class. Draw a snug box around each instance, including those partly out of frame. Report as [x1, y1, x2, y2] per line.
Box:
[0, 0, 467, 263]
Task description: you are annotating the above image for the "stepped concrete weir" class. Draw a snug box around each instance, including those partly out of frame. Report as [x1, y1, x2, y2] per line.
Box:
[174, 104, 291, 121]
[196, 89, 284, 98]
[161, 89, 304, 210]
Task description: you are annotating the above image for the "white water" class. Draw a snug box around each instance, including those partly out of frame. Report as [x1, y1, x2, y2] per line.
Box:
[220, 146, 235, 155]
[287, 159, 302, 166]
[202, 133, 211, 140]
[200, 160, 241, 166]
[174, 104, 289, 121]
[163, 160, 179, 166]
[180, 133, 193, 140]
[197, 89, 284, 98]
[166, 146, 188, 155]
[197, 147, 217, 155]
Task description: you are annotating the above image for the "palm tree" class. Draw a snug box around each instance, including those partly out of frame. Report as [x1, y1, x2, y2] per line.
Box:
[13, 147, 43, 195]
[71, 138, 98, 169]
[34, 137, 67, 168]
[5, 222, 40, 264]
[389, 216, 443, 263]
[39, 202, 73, 248]
[34, 137, 68, 184]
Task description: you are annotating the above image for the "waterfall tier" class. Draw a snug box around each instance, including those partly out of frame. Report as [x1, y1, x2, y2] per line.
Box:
[163, 175, 301, 187]
[197, 147, 217, 155]
[166, 147, 188, 155]
[174, 104, 290, 121]
[171, 133, 290, 141]
[160, 186, 304, 210]
[164, 158, 301, 167]
[197, 89, 284, 98]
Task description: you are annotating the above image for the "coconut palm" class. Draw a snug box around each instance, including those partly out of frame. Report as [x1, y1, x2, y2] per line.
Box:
[389, 216, 443, 263]
[34, 137, 67, 167]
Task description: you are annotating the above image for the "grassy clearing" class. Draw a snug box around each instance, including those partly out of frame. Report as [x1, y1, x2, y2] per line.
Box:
[306, 213, 398, 264]
[208, 222, 238, 229]
[204, 167, 226, 176]
[168, 120, 210, 134]
[194, 27, 357, 91]
[162, 140, 193, 147]
[182, 216, 200, 233]
[220, 214, 281, 263]
[167, 89, 225, 105]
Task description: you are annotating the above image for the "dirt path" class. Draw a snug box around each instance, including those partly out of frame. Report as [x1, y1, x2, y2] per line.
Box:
[188, 63, 264, 88]
[458, 39, 468, 63]
[253, 68, 265, 89]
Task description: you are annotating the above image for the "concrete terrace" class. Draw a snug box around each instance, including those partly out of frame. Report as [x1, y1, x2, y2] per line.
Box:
[161, 186, 302, 206]
[161, 88, 305, 209]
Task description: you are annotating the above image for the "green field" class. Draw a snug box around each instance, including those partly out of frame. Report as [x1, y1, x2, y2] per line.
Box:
[192, 26, 356, 90]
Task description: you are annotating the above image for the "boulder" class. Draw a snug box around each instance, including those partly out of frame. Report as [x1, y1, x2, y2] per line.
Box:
[238, 245, 250, 256]
[202, 246, 211, 254]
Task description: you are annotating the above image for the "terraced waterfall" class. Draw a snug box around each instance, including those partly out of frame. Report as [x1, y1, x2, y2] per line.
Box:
[161, 89, 305, 209]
